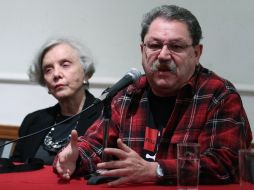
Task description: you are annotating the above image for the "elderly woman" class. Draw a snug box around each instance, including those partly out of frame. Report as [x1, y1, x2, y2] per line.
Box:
[11, 38, 102, 165]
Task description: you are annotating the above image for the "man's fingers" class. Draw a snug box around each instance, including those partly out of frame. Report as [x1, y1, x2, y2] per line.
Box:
[103, 147, 126, 160]
[61, 169, 71, 180]
[97, 160, 127, 170]
[102, 138, 135, 160]
[117, 138, 132, 153]
[99, 167, 129, 177]
[70, 129, 78, 148]
[59, 153, 66, 163]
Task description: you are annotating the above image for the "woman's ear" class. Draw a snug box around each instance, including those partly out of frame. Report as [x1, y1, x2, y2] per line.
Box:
[83, 80, 88, 85]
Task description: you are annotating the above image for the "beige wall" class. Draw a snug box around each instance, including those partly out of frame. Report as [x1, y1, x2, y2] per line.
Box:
[0, 0, 254, 85]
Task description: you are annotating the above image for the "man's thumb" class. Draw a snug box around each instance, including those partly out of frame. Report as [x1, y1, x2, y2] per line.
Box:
[70, 129, 78, 148]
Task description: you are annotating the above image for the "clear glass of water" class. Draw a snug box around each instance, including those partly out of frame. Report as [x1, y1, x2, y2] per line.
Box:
[177, 143, 200, 190]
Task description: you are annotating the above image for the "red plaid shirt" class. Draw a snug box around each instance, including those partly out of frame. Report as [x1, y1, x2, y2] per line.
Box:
[75, 65, 252, 184]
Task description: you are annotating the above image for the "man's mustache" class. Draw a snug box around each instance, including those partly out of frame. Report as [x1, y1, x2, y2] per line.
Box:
[152, 60, 177, 73]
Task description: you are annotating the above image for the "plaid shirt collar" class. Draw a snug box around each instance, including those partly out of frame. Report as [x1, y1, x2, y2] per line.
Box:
[126, 64, 203, 99]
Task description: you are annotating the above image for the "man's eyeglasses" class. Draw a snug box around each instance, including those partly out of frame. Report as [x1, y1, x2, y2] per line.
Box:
[143, 42, 193, 54]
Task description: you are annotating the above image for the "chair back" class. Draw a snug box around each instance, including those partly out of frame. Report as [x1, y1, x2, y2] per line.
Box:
[0, 125, 19, 158]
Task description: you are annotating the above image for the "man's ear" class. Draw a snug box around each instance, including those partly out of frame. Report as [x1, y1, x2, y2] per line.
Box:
[140, 43, 144, 53]
[194, 44, 203, 59]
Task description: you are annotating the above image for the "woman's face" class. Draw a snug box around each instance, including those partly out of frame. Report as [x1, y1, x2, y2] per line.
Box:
[42, 43, 85, 101]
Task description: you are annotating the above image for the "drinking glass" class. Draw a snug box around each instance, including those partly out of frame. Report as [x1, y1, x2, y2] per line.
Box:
[177, 143, 200, 190]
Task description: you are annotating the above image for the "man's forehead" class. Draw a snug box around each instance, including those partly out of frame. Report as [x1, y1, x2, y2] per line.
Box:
[145, 18, 191, 42]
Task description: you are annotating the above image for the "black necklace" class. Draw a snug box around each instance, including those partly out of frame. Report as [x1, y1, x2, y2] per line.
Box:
[43, 114, 81, 153]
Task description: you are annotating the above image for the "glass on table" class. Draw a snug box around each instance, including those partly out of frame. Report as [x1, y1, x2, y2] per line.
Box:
[177, 143, 200, 190]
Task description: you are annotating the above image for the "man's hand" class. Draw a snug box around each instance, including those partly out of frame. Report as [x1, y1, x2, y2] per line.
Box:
[96, 138, 158, 187]
[55, 129, 79, 180]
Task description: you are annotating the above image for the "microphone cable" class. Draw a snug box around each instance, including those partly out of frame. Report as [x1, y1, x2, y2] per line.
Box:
[0, 99, 101, 148]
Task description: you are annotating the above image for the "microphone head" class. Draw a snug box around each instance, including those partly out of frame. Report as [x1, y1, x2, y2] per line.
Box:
[127, 68, 142, 82]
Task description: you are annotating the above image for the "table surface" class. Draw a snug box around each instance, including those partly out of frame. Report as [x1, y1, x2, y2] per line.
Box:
[0, 165, 253, 190]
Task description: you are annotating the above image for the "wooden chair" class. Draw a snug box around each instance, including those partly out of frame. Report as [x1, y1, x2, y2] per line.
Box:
[0, 124, 19, 158]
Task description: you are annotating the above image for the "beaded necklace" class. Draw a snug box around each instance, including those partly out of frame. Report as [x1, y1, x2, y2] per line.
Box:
[43, 113, 81, 153]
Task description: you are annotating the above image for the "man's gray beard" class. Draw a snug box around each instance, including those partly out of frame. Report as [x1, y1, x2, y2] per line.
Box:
[151, 60, 177, 73]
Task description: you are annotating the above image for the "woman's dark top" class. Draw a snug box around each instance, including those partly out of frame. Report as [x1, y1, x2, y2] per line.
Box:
[11, 90, 103, 165]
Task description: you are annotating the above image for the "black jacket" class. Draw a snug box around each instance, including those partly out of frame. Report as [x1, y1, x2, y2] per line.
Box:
[11, 90, 102, 163]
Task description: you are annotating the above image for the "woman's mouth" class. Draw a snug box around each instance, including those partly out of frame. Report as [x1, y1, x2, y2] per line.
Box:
[55, 84, 65, 89]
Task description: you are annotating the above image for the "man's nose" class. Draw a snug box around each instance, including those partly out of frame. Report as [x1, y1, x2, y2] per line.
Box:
[157, 45, 172, 60]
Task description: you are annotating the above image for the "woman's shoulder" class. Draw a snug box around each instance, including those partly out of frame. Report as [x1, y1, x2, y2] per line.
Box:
[19, 104, 58, 135]
[23, 104, 59, 122]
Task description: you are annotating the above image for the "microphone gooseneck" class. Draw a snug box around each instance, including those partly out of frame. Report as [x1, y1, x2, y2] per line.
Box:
[98, 68, 141, 102]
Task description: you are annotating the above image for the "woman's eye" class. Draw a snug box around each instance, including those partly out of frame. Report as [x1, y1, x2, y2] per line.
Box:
[61, 61, 71, 68]
[44, 67, 52, 74]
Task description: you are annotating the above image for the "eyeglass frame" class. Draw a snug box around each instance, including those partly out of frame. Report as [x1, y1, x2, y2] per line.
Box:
[142, 41, 194, 55]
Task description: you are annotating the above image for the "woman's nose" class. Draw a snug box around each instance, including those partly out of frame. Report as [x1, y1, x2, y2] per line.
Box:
[52, 67, 62, 80]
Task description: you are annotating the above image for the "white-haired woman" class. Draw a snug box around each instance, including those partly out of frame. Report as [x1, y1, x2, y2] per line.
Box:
[11, 38, 102, 165]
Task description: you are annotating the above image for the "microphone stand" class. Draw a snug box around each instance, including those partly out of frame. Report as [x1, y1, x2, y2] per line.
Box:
[87, 97, 118, 185]
[101, 98, 111, 162]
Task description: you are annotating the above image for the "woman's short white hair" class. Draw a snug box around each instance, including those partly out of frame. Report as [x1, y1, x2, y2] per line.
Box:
[29, 37, 95, 88]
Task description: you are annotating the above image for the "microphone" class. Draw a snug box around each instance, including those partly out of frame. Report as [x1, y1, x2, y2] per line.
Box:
[98, 68, 141, 101]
